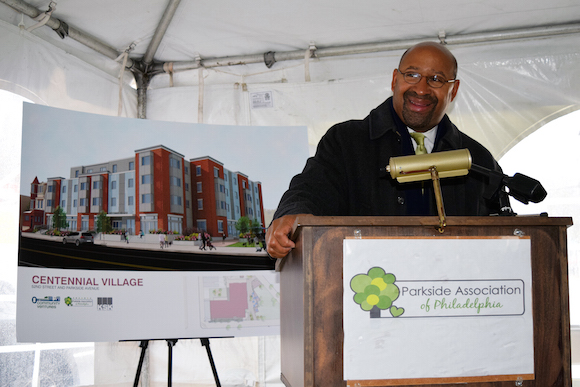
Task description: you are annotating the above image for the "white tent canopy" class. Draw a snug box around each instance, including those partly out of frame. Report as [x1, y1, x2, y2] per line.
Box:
[1, 1, 580, 386]
[1, 0, 580, 155]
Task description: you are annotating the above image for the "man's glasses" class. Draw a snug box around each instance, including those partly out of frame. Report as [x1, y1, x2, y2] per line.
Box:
[397, 69, 457, 89]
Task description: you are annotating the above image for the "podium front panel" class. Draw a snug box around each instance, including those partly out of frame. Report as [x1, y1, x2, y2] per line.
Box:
[278, 216, 572, 387]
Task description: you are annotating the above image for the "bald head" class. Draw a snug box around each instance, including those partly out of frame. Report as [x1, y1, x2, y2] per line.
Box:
[399, 42, 458, 78]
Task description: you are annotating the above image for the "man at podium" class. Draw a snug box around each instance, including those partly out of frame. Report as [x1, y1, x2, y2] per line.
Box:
[266, 41, 507, 259]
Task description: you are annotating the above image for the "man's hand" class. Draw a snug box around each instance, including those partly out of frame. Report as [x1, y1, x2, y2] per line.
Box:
[265, 214, 300, 259]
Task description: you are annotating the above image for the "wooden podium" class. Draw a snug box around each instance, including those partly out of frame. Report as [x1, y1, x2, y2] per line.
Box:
[277, 215, 573, 387]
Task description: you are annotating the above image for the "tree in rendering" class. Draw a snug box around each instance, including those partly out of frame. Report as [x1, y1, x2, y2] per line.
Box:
[95, 210, 112, 234]
[235, 216, 251, 237]
[52, 206, 69, 230]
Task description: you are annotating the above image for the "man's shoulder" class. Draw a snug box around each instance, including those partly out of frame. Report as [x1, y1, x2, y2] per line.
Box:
[323, 98, 394, 140]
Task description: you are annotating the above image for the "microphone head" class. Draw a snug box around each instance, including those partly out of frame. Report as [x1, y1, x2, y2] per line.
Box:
[505, 173, 547, 204]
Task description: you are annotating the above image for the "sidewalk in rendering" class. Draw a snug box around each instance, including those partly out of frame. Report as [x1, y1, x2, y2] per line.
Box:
[23, 232, 269, 257]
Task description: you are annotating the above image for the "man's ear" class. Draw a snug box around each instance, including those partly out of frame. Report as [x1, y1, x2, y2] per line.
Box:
[450, 79, 460, 102]
[391, 68, 398, 92]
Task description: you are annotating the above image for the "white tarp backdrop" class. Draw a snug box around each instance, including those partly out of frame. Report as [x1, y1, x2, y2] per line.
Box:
[1, 0, 580, 385]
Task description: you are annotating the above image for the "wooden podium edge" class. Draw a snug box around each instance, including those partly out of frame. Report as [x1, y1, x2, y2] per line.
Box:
[345, 373, 535, 386]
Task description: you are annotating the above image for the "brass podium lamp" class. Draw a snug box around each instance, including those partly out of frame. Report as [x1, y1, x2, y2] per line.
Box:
[384, 149, 547, 232]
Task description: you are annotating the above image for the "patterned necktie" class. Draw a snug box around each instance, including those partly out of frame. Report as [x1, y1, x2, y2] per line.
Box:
[410, 132, 427, 155]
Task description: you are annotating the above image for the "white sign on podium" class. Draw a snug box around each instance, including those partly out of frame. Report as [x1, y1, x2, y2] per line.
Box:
[343, 237, 533, 385]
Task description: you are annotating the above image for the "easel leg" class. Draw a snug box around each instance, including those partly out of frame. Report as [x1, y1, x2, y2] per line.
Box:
[133, 340, 149, 387]
[167, 339, 178, 387]
[201, 338, 221, 387]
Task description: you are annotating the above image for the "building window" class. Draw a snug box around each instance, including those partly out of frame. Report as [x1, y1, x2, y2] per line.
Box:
[112, 181, 117, 189]
[185, 183, 189, 190]
[61, 200, 65, 208]
[186, 200, 190, 208]
[225, 174, 228, 181]
[170, 176, 181, 187]
[100, 167, 107, 172]
[168, 216, 182, 234]
[74, 185, 78, 192]
[197, 220, 207, 231]
[93, 181, 101, 189]
[73, 199, 77, 207]
[142, 155, 151, 165]
[142, 174, 152, 184]
[87, 169, 93, 173]
[197, 199, 203, 210]
[142, 194, 152, 204]
[80, 182, 86, 190]
[62, 185, 66, 193]
[243, 181, 246, 189]
[141, 215, 158, 234]
[197, 182, 202, 192]
[80, 198, 86, 206]
[214, 167, 219, 178]
[111, 197, 117, 206]
[113, 164, 117, 173]
[129, 161, 134, 170]
[48, 185, 53, 193]
[128, 178, 134, 188]
[47, 200, 52, 207]
[75, 170, 79, 178]
[220, 184, 225, 193]
[92, 197, 102, 206]
[218, 220, 223, 233]
[171, 195, 182, 205]
[196, 165, 201, 176]
[128, 196, 134, 205]
[221, 201, 226, 209]
[170, 158, 181, 169]
[185, 166, 189, 173]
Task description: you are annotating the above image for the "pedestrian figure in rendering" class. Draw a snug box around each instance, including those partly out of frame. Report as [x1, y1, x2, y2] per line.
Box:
[199, 231, 207, 250]
[159, 233, 165, 249]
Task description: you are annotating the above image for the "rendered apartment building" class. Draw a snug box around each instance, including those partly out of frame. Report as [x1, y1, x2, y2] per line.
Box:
[22, 145, 265, 238]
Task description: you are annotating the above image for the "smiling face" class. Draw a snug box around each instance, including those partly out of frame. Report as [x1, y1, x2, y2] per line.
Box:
[391, 42, 460, 132]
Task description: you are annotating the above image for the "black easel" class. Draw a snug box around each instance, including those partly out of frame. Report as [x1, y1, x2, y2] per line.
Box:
[133, 338, 222, 387]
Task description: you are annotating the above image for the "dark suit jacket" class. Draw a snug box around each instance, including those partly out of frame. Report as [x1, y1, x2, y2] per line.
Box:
[273, 97, 506, 219]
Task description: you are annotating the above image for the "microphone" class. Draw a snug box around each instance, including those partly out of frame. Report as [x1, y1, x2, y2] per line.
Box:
[470, 164, 547, 204]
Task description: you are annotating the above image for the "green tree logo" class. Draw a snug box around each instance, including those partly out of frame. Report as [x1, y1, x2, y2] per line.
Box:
[350, 267, 404, 318]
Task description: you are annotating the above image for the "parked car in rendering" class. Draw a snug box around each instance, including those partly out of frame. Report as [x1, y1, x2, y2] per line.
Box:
[62, 232, 94, 246]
